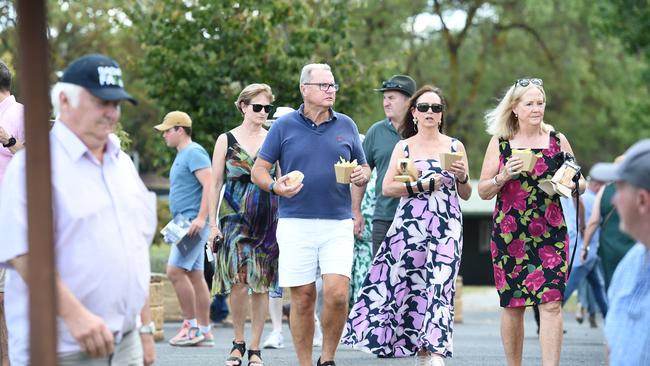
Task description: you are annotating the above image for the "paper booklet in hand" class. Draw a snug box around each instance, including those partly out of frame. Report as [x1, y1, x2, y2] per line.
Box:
[160, 213, 207, 256]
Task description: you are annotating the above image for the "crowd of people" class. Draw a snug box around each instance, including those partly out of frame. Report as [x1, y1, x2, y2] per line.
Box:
[0, 53, 648, 366]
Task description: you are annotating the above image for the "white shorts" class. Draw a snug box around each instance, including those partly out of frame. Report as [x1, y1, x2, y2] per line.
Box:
[276, 218, 354, 287]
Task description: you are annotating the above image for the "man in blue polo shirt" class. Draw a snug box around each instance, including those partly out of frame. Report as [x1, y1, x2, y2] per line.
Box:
[252, 63, 370, 366]
[352, 75, 416, 254]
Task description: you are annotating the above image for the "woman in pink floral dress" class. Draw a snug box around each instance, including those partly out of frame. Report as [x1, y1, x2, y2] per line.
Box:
[478, 78, 585, 366]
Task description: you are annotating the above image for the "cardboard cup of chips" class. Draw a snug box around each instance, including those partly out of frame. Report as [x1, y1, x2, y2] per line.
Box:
[286, 170, 304, 187]
[394, 158, 418, 182]
[440, 151, 464, 170]
[511, 149, 538, 172]
[334, 157, 358, 184]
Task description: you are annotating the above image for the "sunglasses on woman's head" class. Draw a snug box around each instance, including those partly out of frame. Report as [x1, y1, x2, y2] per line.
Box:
[514, 78, 543, 88]
[250, 104, 274, 113]
[415, 103, 444, 113]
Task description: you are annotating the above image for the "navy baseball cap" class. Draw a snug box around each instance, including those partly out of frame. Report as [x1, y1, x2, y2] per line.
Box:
[590, 139, 650, 191]
[61, 53, 137, 105]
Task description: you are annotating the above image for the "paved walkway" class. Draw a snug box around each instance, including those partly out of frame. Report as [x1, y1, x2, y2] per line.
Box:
[155, 288, 606, 365]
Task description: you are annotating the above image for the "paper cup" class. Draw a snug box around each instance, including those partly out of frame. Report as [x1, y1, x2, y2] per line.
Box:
[394, 175, 413, 183]
[397, 158, 418, 181]
[538, 179, 557, 196]
[440, 152, 463, 170]
[511, 149, 538, 172]
[334, 165, 354, 184]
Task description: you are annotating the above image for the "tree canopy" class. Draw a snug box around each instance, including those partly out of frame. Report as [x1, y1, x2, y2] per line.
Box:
[1, 0, 648, 175]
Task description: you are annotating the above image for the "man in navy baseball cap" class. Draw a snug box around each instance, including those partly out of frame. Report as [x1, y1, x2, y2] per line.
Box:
[61, 53, 137, 105]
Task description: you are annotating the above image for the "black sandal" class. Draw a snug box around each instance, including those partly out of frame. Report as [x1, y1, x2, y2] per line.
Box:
[226, 340, 246, 366]
[317, 357, 336, 366]
[247, 349, 264, 366]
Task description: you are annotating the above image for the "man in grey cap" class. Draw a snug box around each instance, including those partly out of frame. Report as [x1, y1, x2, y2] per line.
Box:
[591, 139, 650, 365]
[352, 75, 416, 254]
[0, 54, 157, 365]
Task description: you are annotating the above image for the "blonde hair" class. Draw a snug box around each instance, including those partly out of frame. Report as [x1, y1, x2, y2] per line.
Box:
[234, 83, 275, 115]
[485, 83, 551, 139]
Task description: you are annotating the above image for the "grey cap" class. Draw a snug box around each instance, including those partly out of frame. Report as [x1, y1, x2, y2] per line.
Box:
[590, 139, 650, 191]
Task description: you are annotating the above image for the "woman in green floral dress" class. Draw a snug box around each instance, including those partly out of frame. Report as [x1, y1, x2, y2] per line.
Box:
[349, 170, 376, 307]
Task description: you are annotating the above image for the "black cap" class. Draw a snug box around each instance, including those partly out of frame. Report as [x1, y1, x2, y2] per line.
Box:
[61, 54, 137, 105]
[374, 75, 416, 97]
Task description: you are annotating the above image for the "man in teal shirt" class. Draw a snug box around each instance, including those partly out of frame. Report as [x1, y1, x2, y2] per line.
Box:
[352, 75, 416, 254]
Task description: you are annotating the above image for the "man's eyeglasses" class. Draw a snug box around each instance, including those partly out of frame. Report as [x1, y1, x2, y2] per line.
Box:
[303, 83, 339, 92]
[250, 104, 274, 113]
[514, 78, 543, 88]
[415, 103, 444, 113]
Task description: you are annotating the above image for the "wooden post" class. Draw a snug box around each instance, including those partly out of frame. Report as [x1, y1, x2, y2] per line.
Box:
[16, 1, 57, 364]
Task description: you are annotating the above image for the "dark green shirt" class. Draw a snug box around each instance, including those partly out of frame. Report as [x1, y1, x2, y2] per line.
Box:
[363, 118, 401, 221]
[598, 183, 637, 288]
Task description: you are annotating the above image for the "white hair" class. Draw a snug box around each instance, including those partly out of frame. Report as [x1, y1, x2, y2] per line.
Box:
[299, 63, 331, 85]
[50, 82, 83, 116]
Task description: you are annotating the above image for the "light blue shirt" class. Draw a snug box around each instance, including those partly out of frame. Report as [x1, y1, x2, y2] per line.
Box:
[605, 243, 650, 366]
[169, 142, 211, 219]
[581, 189, 600, 260]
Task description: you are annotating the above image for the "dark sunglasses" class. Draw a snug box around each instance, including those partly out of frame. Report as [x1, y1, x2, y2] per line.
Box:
[250, 104, 274, 113]
[415, 103, 444, 113]
[514, 78, 543, 88]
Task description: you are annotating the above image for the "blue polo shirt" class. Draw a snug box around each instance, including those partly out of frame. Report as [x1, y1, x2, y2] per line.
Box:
[258, 104, 366, 220]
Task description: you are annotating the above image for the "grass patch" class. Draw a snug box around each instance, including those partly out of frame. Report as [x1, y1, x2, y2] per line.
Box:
[150, 243, 170, 274]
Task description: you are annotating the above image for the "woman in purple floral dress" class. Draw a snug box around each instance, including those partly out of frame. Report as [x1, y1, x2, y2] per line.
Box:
[478, 78, 585, 366]
[343, 86, 472, 366]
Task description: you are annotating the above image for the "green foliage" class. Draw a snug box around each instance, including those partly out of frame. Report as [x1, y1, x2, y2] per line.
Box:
[1, 0, 648, 178]
[155, 197, 172, 245]
[127, 0, 387, 174]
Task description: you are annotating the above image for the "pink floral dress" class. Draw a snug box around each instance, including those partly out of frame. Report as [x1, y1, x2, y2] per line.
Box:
[491, 131, 568, 307]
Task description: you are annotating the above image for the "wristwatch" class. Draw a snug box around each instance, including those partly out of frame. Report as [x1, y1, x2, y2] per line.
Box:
[2, 136, 16, 148]
[139, 321, 156, 335]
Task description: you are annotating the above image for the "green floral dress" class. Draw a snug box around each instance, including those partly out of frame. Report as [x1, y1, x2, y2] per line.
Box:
[349, 170, 376, 307]
[212, 132, 279, 294]
[491, 131, 569, 307]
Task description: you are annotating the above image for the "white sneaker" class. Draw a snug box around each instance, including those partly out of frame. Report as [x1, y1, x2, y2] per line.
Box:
[313, 317, 323, 348]
[430, 354, 445, 366]
[262, 331, 284, 349]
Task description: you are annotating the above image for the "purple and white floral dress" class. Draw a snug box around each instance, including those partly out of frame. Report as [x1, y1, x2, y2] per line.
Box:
[342, 140, 463, 358]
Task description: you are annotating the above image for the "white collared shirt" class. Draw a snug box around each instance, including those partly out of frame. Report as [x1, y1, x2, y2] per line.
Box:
[0, 121, 156, 365]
